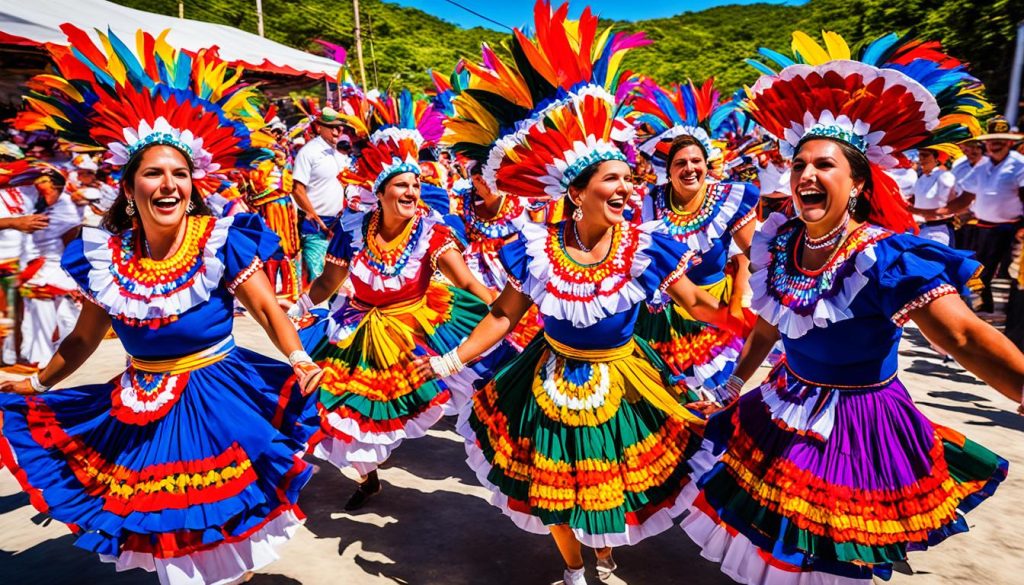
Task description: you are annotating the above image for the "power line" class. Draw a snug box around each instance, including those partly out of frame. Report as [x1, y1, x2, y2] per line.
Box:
[441, 0, 513, 32]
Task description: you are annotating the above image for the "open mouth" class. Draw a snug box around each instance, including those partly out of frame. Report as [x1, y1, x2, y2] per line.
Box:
[679, 172, 700, 185]
[153, 196, 182, 211]
[797, 189, 827, 207]
[606, 197, 625, 212]
[397, 195, 418, 209]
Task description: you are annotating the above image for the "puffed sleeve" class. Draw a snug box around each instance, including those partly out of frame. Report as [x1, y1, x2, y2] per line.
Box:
[325, 223, 356, 268]
[873, 234, 981, 326]
[222, 213, 281, 292]
[60, 230, 91, 294]
[427, 221, 464, 270]
[728, 181, 760, 234]
[635, 230, 698, 303]
[498, 237, 530, 294]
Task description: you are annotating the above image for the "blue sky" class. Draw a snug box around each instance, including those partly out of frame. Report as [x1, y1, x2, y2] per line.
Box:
[384, 1, 803, 31]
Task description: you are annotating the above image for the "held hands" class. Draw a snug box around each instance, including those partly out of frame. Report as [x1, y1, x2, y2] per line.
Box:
[293, 361, 324, 396]
[286, 294, 314, 321]
[287, 350, 323, 396]
[411, 349, 465, 382]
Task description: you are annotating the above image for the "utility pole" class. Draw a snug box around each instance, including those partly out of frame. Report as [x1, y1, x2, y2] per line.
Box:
[352, 0, 368, 89]
[256, 0, 265, 37]
[178, 0, 184, 18]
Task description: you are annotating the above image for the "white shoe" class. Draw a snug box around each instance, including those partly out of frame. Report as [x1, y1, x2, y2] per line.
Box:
[596, 552, 617, 581]
[552, 567, 588, 585]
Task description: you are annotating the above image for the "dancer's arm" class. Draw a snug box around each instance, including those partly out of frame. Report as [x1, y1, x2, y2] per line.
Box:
[436, 249, 499, 304]
[412, 285, 532, 379]
[665, 275, 729, 327]
[0, 301, 110, 394]
[236, 270, 324, 395]
[912, 294, 1024, 409]
[731, 316, 781, 384]
[307, 261, 349, 306]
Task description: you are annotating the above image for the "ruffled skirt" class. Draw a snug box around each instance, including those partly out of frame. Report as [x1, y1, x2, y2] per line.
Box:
[0, 347, 317, 585]
[680, 362, 1007, 585]
[458, 334, 705, 548]
[637, 274, 749, 399]
[301, 282, 504, 476]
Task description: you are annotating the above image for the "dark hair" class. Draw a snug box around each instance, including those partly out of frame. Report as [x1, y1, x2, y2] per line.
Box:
[795, 136, 873, 223]
[102, 143, 212, 233]
[666, 134, 708, 166]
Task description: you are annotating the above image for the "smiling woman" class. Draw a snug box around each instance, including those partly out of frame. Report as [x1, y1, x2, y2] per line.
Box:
[289, 88, 506, 513]
[0, 26, 325, 585]
[678, 30, 1024, 585]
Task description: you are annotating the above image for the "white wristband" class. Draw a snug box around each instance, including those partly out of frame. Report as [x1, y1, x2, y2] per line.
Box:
[288, 350, 313, 366]
[297, 293, 314, 313]
[29, 373, 50, 393]
[429, 349, 465, 378]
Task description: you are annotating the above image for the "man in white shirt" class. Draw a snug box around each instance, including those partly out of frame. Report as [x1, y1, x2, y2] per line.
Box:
[950, 139, 987, 250]
[908, 149, 962, 246]
[1, 173, 82, 367]
[291, 107, 351, 280]
[952, 117, 1024, 313]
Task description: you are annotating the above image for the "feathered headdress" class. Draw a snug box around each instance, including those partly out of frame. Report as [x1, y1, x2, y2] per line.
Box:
[14, 25, 270, 192]
[627, 77, 725, 183]
[744, 31, 990, 231]
[338, 89, 444, 199]
[442, 1, 649, 201]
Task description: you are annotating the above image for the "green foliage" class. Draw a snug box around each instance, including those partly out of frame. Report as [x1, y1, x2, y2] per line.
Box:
[112, 0, 1020, 104]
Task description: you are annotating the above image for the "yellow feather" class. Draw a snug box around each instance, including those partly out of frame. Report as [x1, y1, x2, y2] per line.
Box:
[97, 32, 127, 85]
[791, 31, 831, 65]
[821, 31, 850, 60]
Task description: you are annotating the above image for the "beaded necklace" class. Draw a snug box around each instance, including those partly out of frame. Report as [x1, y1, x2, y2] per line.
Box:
[765, 220, 890, 314]
[362, 209, 423, 277]
[543, 221, 637, 302]
[656, 182, 732, 239]
[462, 188, 522, 242]
[110, 215, 213, 295]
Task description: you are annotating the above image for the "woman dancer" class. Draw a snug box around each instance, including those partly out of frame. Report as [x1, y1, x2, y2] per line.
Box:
[291, 90, 503, 511]
[630, 79, 760, 400]
[681, 31, 1024, 585]
[418, 4, 739, 583]
[0, 28, 322, 584]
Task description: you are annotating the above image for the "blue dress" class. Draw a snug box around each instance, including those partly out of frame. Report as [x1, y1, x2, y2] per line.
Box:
[0, 214, 317, 585]
[680, 213, 1007, 585]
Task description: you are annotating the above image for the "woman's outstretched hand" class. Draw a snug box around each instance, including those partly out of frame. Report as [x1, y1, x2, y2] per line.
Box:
[0, 379, 38, 395]
[411, 356, 437, 381]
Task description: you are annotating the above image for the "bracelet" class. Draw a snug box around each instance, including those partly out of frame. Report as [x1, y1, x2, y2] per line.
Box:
[429, 348, 465, 378]
[29, 373, 50, 393]
[725, 375, 744, 398]
[288, 350, 313, 367]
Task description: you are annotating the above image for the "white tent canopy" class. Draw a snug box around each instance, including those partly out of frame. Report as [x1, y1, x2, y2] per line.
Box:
[0, 0, 341, 79]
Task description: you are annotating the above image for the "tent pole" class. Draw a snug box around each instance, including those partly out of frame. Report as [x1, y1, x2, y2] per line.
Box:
[256, 0, 265, 37]
[352, 0, 368, 89]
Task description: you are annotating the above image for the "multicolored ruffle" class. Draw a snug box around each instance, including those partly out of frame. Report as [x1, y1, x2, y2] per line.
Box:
[750, 213, 891, 339]
[638, 274, 748, 397]
[0, 346, 317, 585]
[648, 181, 754, 254]
[306, 281, 499, 476]
[680, 366, 1007, 584]
[458, 334, 705, 547]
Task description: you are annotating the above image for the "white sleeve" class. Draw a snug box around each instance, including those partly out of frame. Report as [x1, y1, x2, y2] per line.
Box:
[292, 146, 313, 186]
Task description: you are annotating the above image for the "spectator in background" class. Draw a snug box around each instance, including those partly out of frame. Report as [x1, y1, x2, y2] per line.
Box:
[291, 107, 350, 281]
[908, 148, 962, 246]
[951, 139, 986, 249]
[953, 117, 1024, 316]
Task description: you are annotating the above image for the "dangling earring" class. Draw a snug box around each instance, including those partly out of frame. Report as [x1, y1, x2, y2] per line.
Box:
[126, 198, 136, 216]
[186, 198, 195, 213]
[572, 204, 584, 222]
[847, 188, 858, 214]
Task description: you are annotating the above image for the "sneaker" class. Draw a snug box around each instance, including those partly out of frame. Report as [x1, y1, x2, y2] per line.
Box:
[595, 552, 617, 581]
[344, 475, 382, 511]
